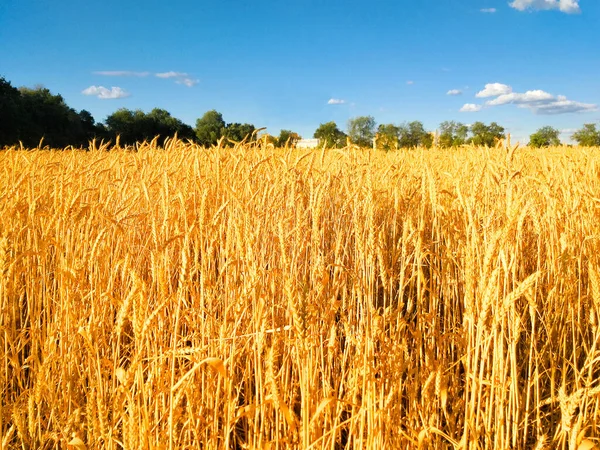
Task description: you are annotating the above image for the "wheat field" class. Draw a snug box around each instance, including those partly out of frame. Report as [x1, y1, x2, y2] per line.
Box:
[1, 139, 600, 449]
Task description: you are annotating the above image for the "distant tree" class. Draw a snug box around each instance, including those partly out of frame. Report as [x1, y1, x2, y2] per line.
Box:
[77, 109, 108, 144]
[224, 123, 256, 144]
[398, 121, 433, 148]
[347, 116, 376, 147]
[277, 129, 301, 147]
[376, 124, 400, 151]
[195, 110, 226, 147]
[105, 108, 193, 145]
[146, 108, 196, 141]
[94, 123, 109, 141]
[256, 132, 277, 146]
[1, 75, 197, 149]
[17, 86, 97, 148]
[469, 121, 505, 147]
[529, 126, 561, 148]
[0, 77, 26, 147]
[314, 121, 346, 148]
[438, 121, 469, 148]
[105, 109, 142, 144]
[420, 131, 434, 149]
[572, 124, 600, 147]
[78, 110, 96, 135]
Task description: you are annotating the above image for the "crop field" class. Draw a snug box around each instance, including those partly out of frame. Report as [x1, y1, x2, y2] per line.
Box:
[2, 140, 600, 449]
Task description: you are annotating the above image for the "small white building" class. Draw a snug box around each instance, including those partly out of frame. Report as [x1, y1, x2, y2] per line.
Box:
[296, 138, 320, 149]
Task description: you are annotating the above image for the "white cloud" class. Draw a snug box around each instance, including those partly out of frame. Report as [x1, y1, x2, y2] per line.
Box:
[328, 98, 346, 105]
[534, 98, 597, 114]
[155, 71, 199, 87]
[460, 103, 483, 112]
[82, 85, 130, 99]
[94, 71, 149, 77]
[509, 0, 580, 13]
[177, 77, 199, 87]
[406, 80, 414, 85]
[476, 83, 513, 98]
[486, 89, 555, 106]
[92, 70, 199, 88]
[473, 82, 597, 114]
[481, 8, 497, 12]
[447, 89, 462, 96]
[155, 71, 185, 79]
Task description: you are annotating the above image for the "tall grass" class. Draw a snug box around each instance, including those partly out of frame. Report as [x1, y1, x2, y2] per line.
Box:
[1, 140, 600, 449]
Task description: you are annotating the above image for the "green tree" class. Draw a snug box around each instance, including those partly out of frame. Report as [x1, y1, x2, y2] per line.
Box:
[376, 124, 400, 151]
[528, 126, 561, 148]
[398, 121, 433, 148]
[105, 109, 147, 144]
[438, 121, 469, 148]
[195, 110, 226, 147]
[1, 75, 190, 149]
[348, 116, 376, 147]
[18, 86, 92, 147]
[146, 108, 196, 142]
[105, 108, 193, 145]
[78, 110, 96, 136]
[469, 121, 506, 147]
[314, 121, 346, 148]
[277, 129, 301, 147]
[572, 124, 600, 147]
[0, 77, 26, 147]
[224, 123, 256, 144]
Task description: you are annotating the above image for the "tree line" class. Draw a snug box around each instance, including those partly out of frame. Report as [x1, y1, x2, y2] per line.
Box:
[1, 76, 599, 149]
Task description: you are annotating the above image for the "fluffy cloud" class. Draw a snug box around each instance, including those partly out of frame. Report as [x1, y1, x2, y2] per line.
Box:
[480, 8, 497, 12]
[534, 97, 597, 114]
[155, 71, 199, 87]
[82, 85, 130, 99]
[447, 89, 462, 96]
[471, 82, 597, 114]
[406, 80, 415, 85]
[155, 71, 185, 79]
[460, 103, 483, 112]
[486, 89, 555, 106]
[93, 71, 149, 77]
[509, 0, 581, 13]
[177, 77, 199, 87]
[327, 98, 346, 105]
[94, 70, 199, 87]
[476, 83, 513, 98]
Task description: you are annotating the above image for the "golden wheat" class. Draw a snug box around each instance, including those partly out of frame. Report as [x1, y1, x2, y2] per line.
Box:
[1, 141, 600, 449]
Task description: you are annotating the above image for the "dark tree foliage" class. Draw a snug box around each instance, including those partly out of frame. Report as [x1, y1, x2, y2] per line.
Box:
[0, 76, 198, 149]
[0, 80, 102, 148]
[314, 121, 346, 148]
[0, 77, 26, 146]
[146, 108, 196, 142]
[572, 124, 600, 147]
[376, 121, 433, 150]
[223, 123, 256, 144]
[277, 129, 301, 147]
[347, 116, 376, 147]
[438, 121, 469, 148]
[0, 77, 106, 148]
[528, 126, 561, 148]
[105, 108, 195, 145]
[377, 124, 400, 151]
[398, 121, 433, 148]
[195, 110, 226, 147]
[469, 121, 506, 147]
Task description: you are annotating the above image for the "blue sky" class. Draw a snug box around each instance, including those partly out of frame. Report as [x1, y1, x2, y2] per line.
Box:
[1, 0, 598, 143]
